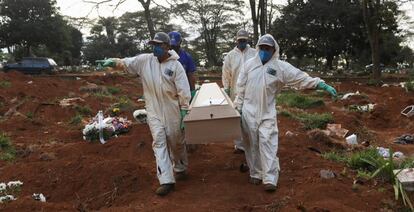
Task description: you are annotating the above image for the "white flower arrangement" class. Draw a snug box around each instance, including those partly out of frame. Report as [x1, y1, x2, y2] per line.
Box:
[0, 183, 6, 193]
[0, 195, 15, 203]
[7, 181, 23, 188]
[133, 109, 147, 124]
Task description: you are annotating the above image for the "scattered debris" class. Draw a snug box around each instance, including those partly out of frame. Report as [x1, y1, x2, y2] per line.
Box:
[32, 193, 46, 202]
[381, 84, 389, 87]
[323, 124, 349, 138]
[133, 109, 147, 124]
[0, 195, 16, 203]
[394, 134, 414, 145]
[320, 169, 335, 179]
[27, 81, 33, 84]
[401, 105, 414, 117]
[82, 111, 131, 143]
[376, 147, 404, 159]
[59, 97, 85, 107]
[7, 181, 23, 188]
[349, 104, 376, 112]
[341, 91, 361, 100]
[307, 146, 321, 154]
[285, 131, 295, 137]
[307, 129, 346, 149]
[39, 152, 57, 161]
[394, 168, 414, 191]
[346, 134, 358, 145]
[79, 82, 107, 93]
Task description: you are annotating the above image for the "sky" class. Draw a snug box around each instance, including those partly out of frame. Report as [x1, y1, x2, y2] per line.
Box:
[57, 0, 414, 49]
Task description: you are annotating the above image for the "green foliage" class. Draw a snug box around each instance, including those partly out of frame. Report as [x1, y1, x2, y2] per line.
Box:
[0, 80, 11, 88]
[92, 91, 113, 100]
[277, 91, 324, 109]
[107, 86, 121, 95]
[405, 81, 414, 92]
[75, 105, 92, 116]
[347, 148, 383, 171]
[0, 0, 82, 64]
[278, 109, 333, 129]
[321, 151, 347, 163]
[0, 133, 16, 161]
[69, 114, 83, 126]
[25, 112, 34, 119]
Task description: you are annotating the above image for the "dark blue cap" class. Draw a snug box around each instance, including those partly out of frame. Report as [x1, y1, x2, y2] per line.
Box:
[168, 31, 182, 46]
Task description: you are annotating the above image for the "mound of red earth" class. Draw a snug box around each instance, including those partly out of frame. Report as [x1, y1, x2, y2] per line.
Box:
[0, 71, 413, 211]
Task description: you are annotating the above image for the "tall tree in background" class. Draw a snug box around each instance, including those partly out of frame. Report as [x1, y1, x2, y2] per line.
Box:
[173, 0, 244, 66]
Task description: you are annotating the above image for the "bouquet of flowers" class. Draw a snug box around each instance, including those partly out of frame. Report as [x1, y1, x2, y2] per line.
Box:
[82, 111, 131, 143]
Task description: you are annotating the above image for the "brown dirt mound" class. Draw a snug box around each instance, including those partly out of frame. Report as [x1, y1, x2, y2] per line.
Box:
[0, 72, 412, 211]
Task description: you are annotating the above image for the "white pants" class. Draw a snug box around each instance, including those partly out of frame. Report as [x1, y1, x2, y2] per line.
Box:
[148, 117, 188, 185]
[241, 117, 280, 185]
[234, 138, 245, 151]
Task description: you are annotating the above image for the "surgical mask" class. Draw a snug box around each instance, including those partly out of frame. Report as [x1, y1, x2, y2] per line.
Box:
[238, 41, 247, 50]
[153, 45, 165, 57]
[259, 50, 272, 64]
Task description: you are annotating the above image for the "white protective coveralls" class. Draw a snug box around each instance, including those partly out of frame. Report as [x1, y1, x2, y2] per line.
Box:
[222, 45, 256, 150]
[234, 35, 323, 186]
[122, 50, 191, 185]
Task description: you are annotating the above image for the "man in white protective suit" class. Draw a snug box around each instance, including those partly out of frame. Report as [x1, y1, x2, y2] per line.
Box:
[234, 34, 337, 192]
[100, 32, 191, 196]
[222, 29, 257, 154]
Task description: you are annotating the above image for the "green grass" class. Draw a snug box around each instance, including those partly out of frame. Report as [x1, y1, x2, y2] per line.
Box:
[0, 80, 11, 88]
[321, 148, 414, 210]
[279, 110, 333, 129]
[92, 91, 113, 100]
[406, 80, 414, 92]
[75, 105, 92, 116]
[0, 133, 16, 161]
[277, 91, 324, 109]
[69, 114, 83, 126]
[107, 86, 121, 95]
[115, 96, 133, 111]
[26, 112, 34, 119]
[321, 151, 347, 163]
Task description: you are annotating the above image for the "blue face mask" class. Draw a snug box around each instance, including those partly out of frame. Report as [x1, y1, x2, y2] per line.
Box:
[259, 50, 272, 64]
[153, 45, 165, 57]
[238, 41, 247, 50]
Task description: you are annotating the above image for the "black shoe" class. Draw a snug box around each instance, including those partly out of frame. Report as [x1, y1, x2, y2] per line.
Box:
[233, 146, 245, 154]
[155, 183, 175, 196]
[264, 183, 276, 192]
[249, 177, 262, 185]
[175, 171, 188, 181]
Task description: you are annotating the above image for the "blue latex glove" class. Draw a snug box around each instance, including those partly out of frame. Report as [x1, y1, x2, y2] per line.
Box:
[224, 88, 230, 96]
[317, 82, 337, 97]
[180, 109, 188, 130]
[96, 59, 116, 68]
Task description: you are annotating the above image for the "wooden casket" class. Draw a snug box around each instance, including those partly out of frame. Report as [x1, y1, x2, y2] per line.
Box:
[184, 83, 241, 144]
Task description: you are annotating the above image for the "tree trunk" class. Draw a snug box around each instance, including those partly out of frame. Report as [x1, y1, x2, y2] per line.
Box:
[361, 0, 381, 80]
[249, 0, 259, 44]
[138, 0, 155, 38]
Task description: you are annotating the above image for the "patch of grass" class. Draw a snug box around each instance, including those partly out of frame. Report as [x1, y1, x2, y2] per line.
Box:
[295, 112, 333, 129]
[0, 133, 16, 161]
[92, 91, 113, 100]
[75, 105, 92, 116]
[322, 151, 347, 163]
[278, 109, 333, 129]
[69, 114, 83, 126]
[277, 92, 324, 109]
[26, 112, 34, 119]
[107, 86, 121, 95]
[0, 80, 11, 88]
[405, 81, 414, 92]
[115, 96, 133, 111]
[322, 147, 414, 210]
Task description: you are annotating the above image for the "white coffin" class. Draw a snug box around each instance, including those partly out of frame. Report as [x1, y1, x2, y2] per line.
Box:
[184, 83, 241, 144]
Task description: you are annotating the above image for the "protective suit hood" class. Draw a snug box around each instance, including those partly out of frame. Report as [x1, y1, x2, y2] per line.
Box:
[255, 34, 280, 61]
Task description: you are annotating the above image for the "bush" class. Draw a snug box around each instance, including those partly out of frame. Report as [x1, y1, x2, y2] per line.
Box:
[69, 114, 83, 126]
[277, 92, 324, 109]
[0, 133, 16, 161]
[0, 80, 11, 88]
